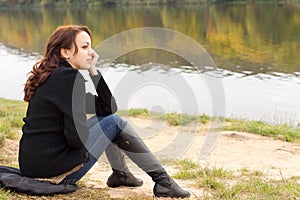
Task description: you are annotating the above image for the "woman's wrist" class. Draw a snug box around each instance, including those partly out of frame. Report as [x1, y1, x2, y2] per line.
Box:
[88, 66, 98, 76]
[89, 49, 99, 75]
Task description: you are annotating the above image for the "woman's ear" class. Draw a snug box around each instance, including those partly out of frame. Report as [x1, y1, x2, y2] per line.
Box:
[60, 48, 70, 60]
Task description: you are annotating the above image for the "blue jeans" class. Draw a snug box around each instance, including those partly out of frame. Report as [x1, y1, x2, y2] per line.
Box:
[62, 114, 127, 184]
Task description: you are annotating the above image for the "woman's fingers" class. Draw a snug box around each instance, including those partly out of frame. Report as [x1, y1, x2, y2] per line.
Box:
[91, 49, 99, 65]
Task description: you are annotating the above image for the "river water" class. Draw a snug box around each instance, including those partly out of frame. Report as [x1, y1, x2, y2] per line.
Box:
[0, 4, 299, 125]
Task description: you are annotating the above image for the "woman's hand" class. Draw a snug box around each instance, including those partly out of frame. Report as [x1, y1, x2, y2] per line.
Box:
[88, 49, 99, 76]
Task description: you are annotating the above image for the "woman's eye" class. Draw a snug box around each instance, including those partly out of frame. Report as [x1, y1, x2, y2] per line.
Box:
[82, 45, 88, 49]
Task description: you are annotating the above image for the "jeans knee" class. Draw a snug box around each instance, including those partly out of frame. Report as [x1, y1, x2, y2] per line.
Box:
[108, 114, 127, 131]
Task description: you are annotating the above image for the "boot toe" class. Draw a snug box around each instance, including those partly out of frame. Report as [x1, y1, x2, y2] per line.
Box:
[126, 177, 143, 187]
[153, 179, 190, 198]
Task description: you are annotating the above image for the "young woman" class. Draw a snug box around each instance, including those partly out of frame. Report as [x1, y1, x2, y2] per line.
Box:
[19, 25, 190, 198]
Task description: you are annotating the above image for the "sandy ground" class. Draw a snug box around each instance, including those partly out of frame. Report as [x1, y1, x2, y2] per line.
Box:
[83, 117, 300, 199]
[3, 116, 300, 199]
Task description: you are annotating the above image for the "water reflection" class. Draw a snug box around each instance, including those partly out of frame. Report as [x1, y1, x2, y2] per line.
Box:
[0, 4, 299, 76]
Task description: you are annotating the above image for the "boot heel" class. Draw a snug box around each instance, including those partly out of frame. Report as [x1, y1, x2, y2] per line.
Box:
[107, 169, 143, 188]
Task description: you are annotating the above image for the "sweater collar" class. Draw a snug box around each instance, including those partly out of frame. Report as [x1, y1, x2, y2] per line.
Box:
[58, 58, 74, 69]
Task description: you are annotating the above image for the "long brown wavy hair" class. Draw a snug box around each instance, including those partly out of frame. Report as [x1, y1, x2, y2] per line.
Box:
[23, 25, 92, 102]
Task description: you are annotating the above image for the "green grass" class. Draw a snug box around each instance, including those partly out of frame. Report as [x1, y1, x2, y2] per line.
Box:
[199, 114, 211, 124]
[223, 119, 300, 142]
[117, 108, 149, 117]
[1, 98, 300, 146]
[0, 98, 26, 147]
[117, 108, 300, 143]
[117, 108, 206, 126]
[164, 113, 198, 126]
[173, 159, 300, 199]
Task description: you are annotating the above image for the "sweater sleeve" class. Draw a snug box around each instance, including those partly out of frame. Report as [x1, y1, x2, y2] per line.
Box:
[85, 70, 117, 116]
[52, 69, 89, 148]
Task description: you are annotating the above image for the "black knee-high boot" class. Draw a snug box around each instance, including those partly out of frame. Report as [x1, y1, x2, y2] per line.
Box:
[114, 123, 190, 198]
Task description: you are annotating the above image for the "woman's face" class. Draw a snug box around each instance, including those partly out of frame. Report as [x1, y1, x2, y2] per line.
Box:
[66, 31, 94, 70]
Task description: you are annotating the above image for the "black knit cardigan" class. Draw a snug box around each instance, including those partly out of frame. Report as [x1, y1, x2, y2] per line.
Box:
[19, 59, 117, 178]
